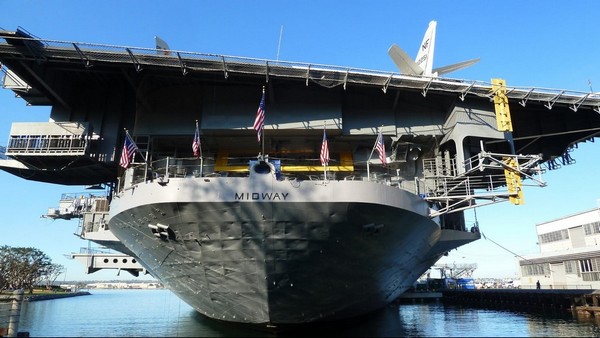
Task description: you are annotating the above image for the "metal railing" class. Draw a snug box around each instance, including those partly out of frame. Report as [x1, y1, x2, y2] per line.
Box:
[6, 135, 87, 155]
[117, 156, 413, 193]
[520, 284, 593, 290]
[421, 150, 545, 217]
[45, 192, 109, 221]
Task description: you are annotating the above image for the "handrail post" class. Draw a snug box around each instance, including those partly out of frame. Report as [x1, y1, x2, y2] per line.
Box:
[165, 157, 170, 178]
[144, 152, 148, 182]
[7, 289, 23, 337]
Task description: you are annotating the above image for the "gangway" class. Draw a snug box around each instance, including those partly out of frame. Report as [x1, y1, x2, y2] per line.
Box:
[433, 263, 478, 279]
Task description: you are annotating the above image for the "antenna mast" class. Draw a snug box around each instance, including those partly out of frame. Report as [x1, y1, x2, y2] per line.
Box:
[276, 25, 284, 62]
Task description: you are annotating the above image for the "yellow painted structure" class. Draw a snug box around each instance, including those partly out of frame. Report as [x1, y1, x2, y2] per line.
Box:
[503, 157, 524, 205]
[492, 78, 513, 132]
[214, 151, 354, 173]
[492, 78, 523, 205]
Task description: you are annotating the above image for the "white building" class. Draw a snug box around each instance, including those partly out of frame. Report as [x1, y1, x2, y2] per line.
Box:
[519, 207, 600, 289]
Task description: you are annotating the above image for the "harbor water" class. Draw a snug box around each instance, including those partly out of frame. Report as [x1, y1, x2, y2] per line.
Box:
[16, 289, 600, 337]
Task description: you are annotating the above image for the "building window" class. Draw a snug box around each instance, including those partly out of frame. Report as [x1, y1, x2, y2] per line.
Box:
[538, 229, 569, 244]
[521, 263, 549, 276]
[582, 272, 600, 282]
[565, 260, 578, 274]
[580, 259, 593, 273]
[584, 221, 600, 236]
[578, 258, 600, 281]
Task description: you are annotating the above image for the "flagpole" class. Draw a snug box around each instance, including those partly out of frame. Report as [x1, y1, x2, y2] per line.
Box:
[144, 149, 149, 182]
[367, 129, 377, 182]
[120, 128, 141, 186]
[367, 126, 384, 182]
[196, 120, 203, 177]
[253, 86, 266, 161]
[117, 128, 124, 189]
[368, 128, 380, 161]
[121, 128, 128, 175]
[261, 86, 265, 160]
[124, 128, 145, 160]
[366, 157, 370, 182]
[323, 121, 327, 179]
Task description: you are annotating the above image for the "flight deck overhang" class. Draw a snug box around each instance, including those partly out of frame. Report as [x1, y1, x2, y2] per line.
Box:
[0, 157, 117, 185]
[0, 27, 599, 186]
[1, 28, 599, 112]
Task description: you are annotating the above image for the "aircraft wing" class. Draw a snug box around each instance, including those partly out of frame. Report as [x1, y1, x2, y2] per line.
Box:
[432, 58, 480, 76]
[388, 44, 423, 76]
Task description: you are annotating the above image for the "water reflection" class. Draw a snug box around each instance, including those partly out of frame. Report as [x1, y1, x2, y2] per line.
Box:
[16, 290, 600, 337]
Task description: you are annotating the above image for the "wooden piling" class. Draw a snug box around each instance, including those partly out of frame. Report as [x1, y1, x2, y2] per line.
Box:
[572, 293, 600, 318]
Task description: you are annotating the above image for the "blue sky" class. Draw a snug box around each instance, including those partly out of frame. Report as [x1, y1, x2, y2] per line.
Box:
[0, 0, 599, 281]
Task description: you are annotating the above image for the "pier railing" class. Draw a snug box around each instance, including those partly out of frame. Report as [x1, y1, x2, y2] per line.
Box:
[520, 284, 593, 290]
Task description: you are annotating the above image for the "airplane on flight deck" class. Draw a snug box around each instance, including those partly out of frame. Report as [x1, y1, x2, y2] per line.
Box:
[388, 20, 480, 77]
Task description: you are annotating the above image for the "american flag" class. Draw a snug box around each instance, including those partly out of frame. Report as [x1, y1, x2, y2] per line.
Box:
[375, 131, 386, 166]
[253, 90, 265, 142]
[320, 128, 330, 166]
[192, 121, 201, 158]
[119, 132, 138, 168]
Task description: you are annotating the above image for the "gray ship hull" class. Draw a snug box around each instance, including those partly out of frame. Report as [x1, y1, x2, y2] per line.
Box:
[108, 174, 474, 324]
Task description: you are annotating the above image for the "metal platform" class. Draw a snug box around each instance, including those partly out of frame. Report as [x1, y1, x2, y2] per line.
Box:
[71, 248, 146, 277]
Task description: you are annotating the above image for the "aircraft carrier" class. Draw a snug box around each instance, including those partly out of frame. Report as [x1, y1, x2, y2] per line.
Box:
[0, 27, 599, 325]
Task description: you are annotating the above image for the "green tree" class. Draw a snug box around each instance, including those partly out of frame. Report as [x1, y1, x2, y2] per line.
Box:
[39, 263, 64, 289]
[0, 245, 55, 293]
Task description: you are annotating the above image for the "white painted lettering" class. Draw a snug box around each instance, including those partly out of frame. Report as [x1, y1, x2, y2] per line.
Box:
[234, 192, 289, 200]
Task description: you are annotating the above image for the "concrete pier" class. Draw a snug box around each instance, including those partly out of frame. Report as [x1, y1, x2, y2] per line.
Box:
[24, 291, 90, 302]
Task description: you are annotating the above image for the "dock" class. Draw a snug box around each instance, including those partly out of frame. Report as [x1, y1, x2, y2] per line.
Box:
[442, 289, 595, 315]
[396, 291, 443, 303]
[24, 291, 91, 302]
[398, 288, 600, 319]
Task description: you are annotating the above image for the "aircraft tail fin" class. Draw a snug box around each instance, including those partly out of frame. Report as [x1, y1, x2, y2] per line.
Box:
[414, 20, 437, 76]
[155, 36, 171, 55]
[432, 58, 480, 76]
[388, 20, 478, 77]
[387, 44, 423, 76]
